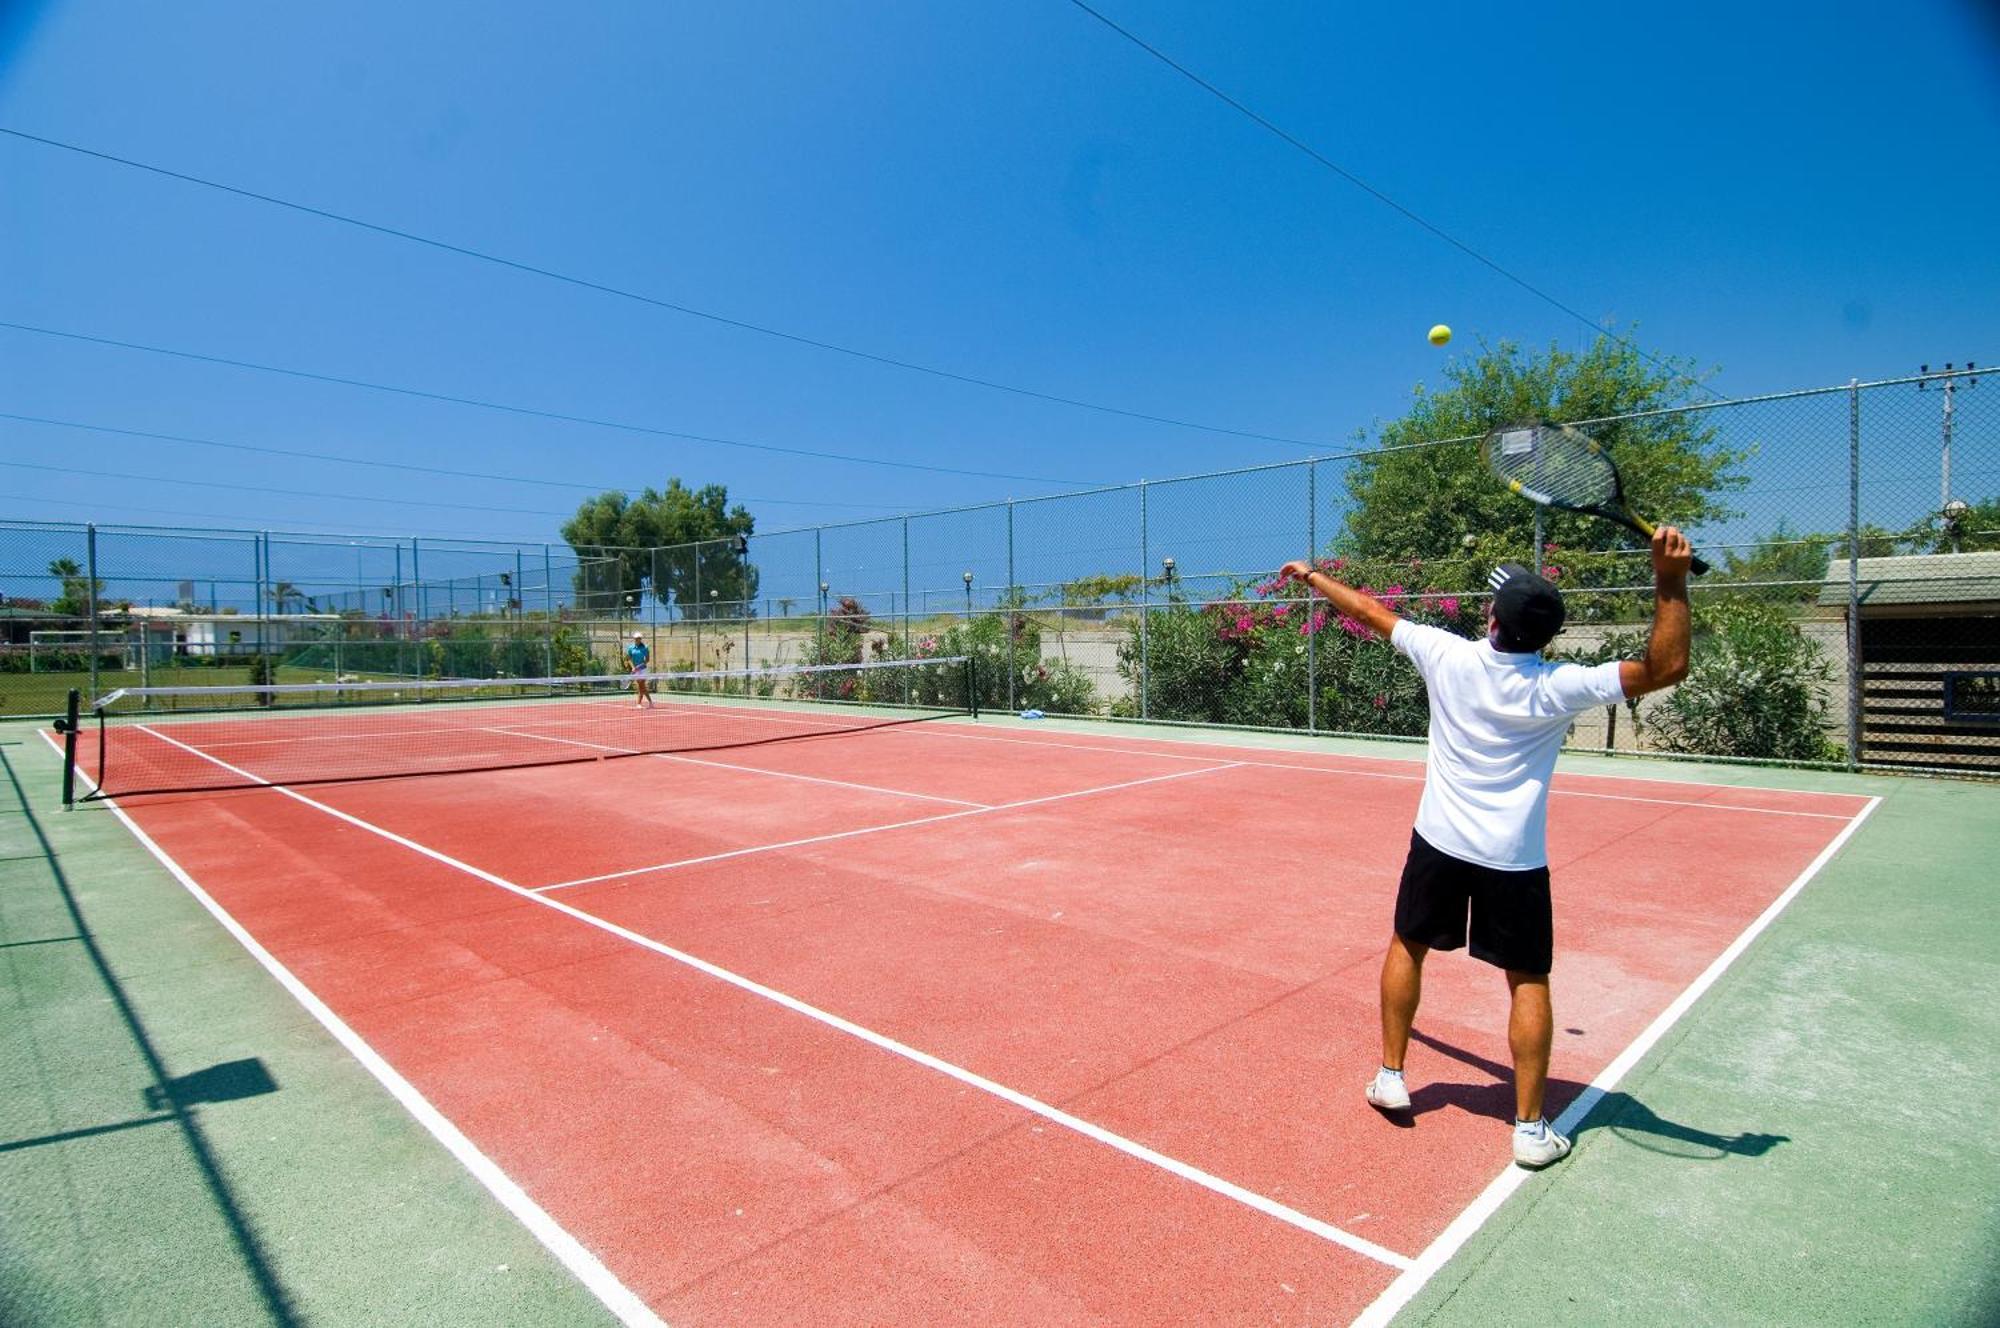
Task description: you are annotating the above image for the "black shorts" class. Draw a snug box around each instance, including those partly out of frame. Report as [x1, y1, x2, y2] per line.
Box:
[1394, 830, 1553, 976]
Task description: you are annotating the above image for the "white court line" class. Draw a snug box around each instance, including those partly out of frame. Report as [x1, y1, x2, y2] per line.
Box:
[38, 731, 668, 1328]
[111, 726, 1409, 1271]
[537, 763, 1241, 891]
[856, 724, 1866, 820]
[486, 725, 992, 809]
[1349, 794, 1883, 1328]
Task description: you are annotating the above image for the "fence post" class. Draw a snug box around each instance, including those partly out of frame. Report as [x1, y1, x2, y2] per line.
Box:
[1306, 460, 1317, 733]
[1846, 379, 1863, 771]
[814, 529, 825, 673]
[85, 523, 100, 700]
[1138, 481, 1149, 720]
[412, 538, 425, 649]
[1006, 500, 1017, 715]
[394, 543, 406, 677]
[255, 531, 268, 679]
[902, 517, 912, 703]
[693, 540, 703, 672]
[543, 544, 556, 680]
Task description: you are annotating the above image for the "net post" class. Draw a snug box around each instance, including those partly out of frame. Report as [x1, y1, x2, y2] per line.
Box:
[964, 655, 978, 719]
[59, 688, 80, 809]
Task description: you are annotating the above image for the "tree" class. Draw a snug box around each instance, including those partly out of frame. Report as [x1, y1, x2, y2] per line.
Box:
[560, 480, 758, 619]
[271, 581, 306, 615]
[47, 558, 105, 621]
[1717, 520, 1839, 602]
[1914, 495, 2000, 555]
[1341, 337, 1745, 591]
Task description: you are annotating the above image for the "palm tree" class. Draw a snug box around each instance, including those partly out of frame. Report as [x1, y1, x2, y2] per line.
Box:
[271, 581, 306, 615]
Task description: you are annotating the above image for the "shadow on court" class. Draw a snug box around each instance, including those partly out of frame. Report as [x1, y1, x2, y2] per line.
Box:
[0, 749, 298, 1325]
[1394, 1028, 1790, 1159]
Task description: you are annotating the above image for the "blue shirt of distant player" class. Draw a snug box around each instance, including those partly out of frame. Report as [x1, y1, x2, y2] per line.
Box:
[626, 640, 649, 671]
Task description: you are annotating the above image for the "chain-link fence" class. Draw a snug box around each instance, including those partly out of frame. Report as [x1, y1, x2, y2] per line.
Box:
[5, 368, 1994, 773]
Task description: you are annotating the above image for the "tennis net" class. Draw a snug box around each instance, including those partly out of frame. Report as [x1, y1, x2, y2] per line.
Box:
[71, 656, 977, 800]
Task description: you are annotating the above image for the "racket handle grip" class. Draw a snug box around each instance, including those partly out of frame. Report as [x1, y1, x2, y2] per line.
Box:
[1689, 551, 1711, 576]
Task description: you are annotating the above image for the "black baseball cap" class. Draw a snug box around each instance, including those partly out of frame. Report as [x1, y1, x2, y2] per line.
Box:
[1487, 564, 1565, 652]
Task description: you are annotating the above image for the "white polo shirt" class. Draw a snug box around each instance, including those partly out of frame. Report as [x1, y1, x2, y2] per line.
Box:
[1390, 620, 1627, 871]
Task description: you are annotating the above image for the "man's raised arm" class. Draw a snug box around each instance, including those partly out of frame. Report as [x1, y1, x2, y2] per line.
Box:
[1279, 560, 1403, 639]
[1619, 526, 1694, 698]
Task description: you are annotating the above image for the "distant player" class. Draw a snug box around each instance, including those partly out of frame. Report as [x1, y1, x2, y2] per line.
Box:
[627, 631, 654, 709]
[1281, 525, 1693, 1168]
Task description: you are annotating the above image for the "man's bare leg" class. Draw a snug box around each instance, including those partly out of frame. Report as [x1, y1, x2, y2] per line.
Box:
[1506, 970, 1553, 1122]
[1379, 933, 1427, 1072]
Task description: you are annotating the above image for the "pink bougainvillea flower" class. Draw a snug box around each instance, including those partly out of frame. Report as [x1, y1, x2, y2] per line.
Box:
[1372, 693, 1389, 709]
[1272, 604, 1289, 618]
[1440, 596, 1461, 617]
[1543, 565, 1563, 580]
[1339, 613, 1369, 638]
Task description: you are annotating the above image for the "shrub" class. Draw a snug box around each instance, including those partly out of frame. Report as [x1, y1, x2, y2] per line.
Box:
[868, 612, 1098, 714]
[1116, 604, 1236, 722]
[1627, 597, 1841, 762]
[1118, 558, 1482, 735]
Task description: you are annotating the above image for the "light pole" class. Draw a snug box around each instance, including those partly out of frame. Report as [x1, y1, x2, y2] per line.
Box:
[962, 570, 974, 623]
[1160, 556, 1176, 604]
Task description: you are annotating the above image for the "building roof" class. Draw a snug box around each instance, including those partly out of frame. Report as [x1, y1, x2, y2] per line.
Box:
[1819, 551, 2000, 608]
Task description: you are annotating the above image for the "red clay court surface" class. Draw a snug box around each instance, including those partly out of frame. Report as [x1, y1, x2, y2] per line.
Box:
[63, 706, 1876, 1326]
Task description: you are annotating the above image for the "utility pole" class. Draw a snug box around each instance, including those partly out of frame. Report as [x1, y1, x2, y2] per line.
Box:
[1917, 362, 1978, 515]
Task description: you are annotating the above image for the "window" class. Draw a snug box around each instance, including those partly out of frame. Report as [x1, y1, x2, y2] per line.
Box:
[1943, 671, 2000, 724]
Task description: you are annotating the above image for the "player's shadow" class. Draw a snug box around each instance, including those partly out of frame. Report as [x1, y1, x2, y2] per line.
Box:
[1393, 1028, 1789, 1159]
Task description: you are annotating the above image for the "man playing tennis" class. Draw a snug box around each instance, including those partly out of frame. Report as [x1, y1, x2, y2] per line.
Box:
[1280, 524, 1692, 1168]
[627, 631, 655, 709]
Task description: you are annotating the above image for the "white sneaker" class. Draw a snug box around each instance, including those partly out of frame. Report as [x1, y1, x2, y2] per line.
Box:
[1512, 1119, 1572, 1168]
[1364, 1068, 1410, 1112]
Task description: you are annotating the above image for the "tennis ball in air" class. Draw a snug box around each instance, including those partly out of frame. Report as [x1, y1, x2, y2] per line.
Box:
[1428, 324, 1452, 347]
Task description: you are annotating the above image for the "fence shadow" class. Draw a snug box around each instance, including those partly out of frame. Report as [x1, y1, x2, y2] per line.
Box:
[0, 748, 298, 1325]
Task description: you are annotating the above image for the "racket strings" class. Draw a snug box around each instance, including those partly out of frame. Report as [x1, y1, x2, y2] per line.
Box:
[1487, 426, 1618, 507]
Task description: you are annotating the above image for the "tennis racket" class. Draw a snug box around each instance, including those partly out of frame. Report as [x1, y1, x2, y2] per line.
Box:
[1480, 421, 1710, 575]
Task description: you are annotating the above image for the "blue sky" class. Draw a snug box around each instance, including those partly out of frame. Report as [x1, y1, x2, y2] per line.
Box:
[3, 0, 1996, 553]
